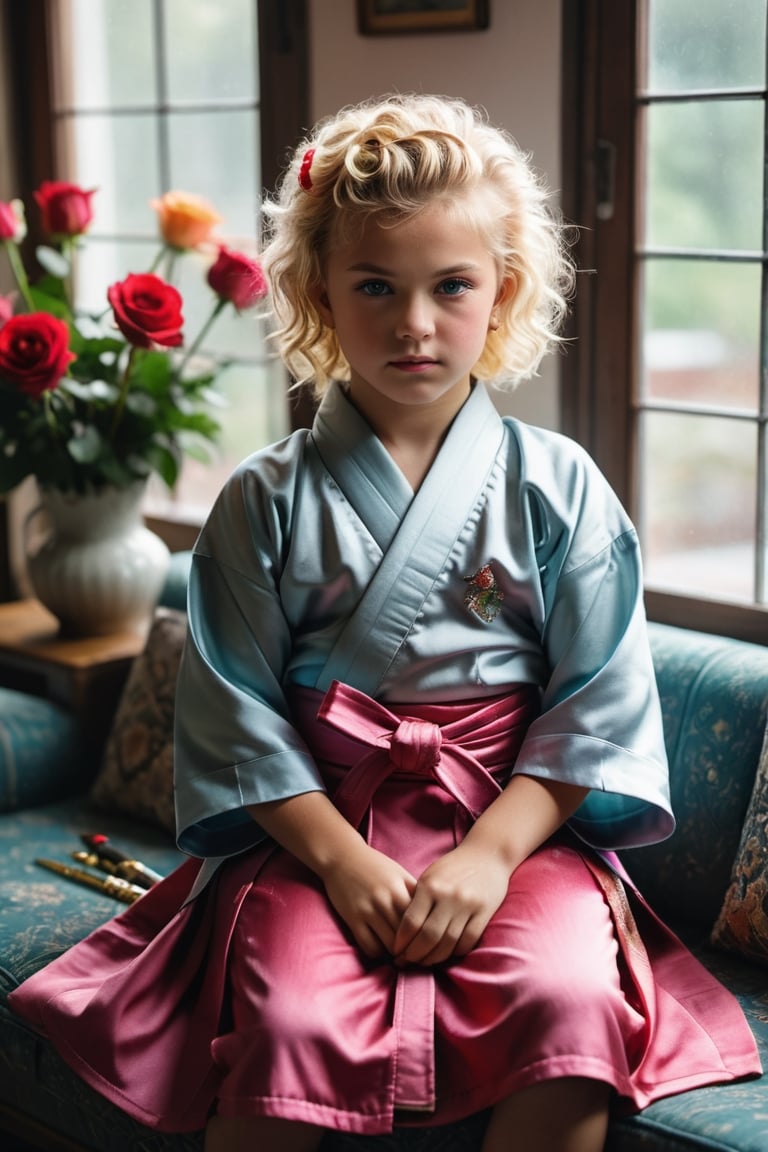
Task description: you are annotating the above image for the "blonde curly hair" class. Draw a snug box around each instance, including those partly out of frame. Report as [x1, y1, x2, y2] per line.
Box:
[261, 93, 574, 397]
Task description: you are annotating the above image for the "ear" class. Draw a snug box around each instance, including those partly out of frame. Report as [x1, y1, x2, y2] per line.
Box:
[489, 275, 517, 332]
[494, 274, 517, 309]
[310, 281, 335, 329]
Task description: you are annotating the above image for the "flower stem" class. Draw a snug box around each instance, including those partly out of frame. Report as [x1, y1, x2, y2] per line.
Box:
[148, 246, 167, 274]
[110, 345, 139, 440]
[4, 241, 35, 311]
[174, 298, 227, 381]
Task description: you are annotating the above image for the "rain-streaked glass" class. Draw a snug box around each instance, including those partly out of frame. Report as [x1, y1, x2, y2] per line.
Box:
[66, 114, 161, 235]
[639, 258, 760, 409]
[164, 0, 258, 102]
[646, 0, 766, 92]
[62, 0, 156, 109]
[644, 100, 764, 251]
[639, 410, 756, 603]
[167, 111, 260, 239]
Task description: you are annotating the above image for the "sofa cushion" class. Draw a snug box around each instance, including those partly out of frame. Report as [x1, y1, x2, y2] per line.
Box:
[620, 623, 768, 932]
[90, 608, 186, 835]
[711, 723, 768, 965]
[0, 687, 91, 813]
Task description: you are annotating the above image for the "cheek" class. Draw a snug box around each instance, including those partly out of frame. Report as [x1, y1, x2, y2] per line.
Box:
[448, 302, 495, 344]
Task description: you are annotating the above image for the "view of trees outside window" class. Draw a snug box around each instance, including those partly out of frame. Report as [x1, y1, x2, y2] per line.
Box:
[637, 0, 767, 603]
[51, 0, 288, 524]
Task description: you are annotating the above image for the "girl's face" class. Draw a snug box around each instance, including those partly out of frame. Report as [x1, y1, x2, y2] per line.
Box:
[315, 201, 506, 417]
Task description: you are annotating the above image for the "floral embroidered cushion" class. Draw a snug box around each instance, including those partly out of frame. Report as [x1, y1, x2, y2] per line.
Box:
[711, 723, 768, 966]
[90, 608, 186, 835]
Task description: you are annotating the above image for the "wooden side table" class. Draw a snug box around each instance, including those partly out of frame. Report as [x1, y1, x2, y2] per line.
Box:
[0, 599, 146, 749]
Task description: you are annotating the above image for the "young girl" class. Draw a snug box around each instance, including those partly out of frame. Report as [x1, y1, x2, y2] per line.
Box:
[8, 93, 761, 1152]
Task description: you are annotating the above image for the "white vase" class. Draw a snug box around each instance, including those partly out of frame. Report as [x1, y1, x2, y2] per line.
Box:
[25, 482, 171, 637]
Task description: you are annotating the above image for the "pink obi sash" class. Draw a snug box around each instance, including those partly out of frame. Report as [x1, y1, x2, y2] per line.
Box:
[290, 680, 541, 832]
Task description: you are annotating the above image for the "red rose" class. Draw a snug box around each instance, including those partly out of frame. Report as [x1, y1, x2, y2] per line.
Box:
[0, 313, 75, 396]
[34, 181, 96, 237]
[107, 273, 184, 349]
[207, 246, 268, 310]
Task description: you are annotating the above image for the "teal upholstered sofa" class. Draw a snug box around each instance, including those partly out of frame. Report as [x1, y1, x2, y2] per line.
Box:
[1, 552, 767, 1152]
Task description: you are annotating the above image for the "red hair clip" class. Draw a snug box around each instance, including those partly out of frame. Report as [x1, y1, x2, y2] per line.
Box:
[298, 148, 316, 192]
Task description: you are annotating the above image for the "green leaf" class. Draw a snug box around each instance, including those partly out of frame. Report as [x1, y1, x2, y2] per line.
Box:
[67, 424, 104, 464]
[29, 286, 72, 322]
[62, 378, 120, 403]
[125, 391, 157, 417]
[129, 349, 172, 392]
[143, 442, 180, 488]
[36, 245, 71, 279]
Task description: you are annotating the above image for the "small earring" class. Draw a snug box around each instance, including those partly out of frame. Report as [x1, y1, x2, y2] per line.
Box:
[489, 312, 500, 332]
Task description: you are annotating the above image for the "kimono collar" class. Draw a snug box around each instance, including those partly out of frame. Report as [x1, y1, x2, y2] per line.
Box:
[310, 381, 503, 552]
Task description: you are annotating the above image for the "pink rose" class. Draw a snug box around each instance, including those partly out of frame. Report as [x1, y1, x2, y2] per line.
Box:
[107, 273, 184, 349]
[207, 246, 268, 310]
[0, 313, 75, 396]
[0, 199, 26, 243]
[0, 294, 15, 327]
[34, 181, 96, 237]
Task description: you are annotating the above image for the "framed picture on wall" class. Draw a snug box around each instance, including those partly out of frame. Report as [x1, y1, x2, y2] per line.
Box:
[357, 1, 490, 36]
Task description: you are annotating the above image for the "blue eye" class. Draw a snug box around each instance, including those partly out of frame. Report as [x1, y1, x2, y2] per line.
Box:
[358, 280, 391, 296]
[438, 278, 471, 296]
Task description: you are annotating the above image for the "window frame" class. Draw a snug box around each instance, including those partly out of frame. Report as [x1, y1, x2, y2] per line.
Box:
[561, 0, 768, 645]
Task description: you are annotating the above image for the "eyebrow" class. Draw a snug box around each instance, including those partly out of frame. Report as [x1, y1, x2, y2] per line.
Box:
[345, 262, 482, 276]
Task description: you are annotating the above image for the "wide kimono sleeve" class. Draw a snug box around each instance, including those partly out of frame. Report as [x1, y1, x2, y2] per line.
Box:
[173, 433, 325, 860]
[507, 421, 675, 851]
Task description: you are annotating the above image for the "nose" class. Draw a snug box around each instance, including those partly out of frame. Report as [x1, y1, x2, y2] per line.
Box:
[395, 294, 434, 341]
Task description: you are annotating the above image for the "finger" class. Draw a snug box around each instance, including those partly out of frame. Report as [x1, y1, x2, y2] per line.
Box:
[392, 894, 434, 956]
[405, 917, 479, 967]
[352, 920, 390, 959]
[395, 906, 460, 965]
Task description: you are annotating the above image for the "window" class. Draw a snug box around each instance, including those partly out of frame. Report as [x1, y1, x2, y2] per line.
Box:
[562, 0, 768, 643]
[34, 0, 308, 544]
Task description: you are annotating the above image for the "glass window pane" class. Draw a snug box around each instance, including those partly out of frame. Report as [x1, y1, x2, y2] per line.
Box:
[144, 359, 289, 517]
[76, 239, 159, 315]
[168, 112, 259, 237]
[640, 411, 756, 602]
[639, 258, 760, 409]
[644, 99, 764, 251]
[647, 0, 766, 92]
[62, 0, 156, 109]
[164, 0, 258, 101]
[66, 114, 161, 234]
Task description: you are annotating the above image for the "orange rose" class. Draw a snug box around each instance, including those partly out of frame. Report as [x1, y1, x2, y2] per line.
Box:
[151, 190, 222, 250]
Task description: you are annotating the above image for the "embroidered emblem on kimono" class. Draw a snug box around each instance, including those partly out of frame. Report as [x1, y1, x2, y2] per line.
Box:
[464, 563, 504, 622]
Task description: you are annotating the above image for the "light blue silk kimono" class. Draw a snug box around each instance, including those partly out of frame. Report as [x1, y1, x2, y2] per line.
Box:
[174, 380, 673, 895]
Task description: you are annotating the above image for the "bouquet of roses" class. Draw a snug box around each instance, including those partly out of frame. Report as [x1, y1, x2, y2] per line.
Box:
[0, 182, 268, 496]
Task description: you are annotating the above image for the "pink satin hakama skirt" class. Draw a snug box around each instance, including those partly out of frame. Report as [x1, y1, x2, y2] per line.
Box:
[7, 682, 761, 1134]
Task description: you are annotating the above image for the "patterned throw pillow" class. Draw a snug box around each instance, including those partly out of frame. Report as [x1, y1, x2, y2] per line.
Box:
[90, 607, 187, 835]
[711, 723, 768, 965]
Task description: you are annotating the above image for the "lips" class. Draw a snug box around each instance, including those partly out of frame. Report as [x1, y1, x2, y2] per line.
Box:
[389, 357, 438, 371]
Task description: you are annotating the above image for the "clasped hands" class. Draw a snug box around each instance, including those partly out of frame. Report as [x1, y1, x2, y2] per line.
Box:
[320, 838, 511, 968]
